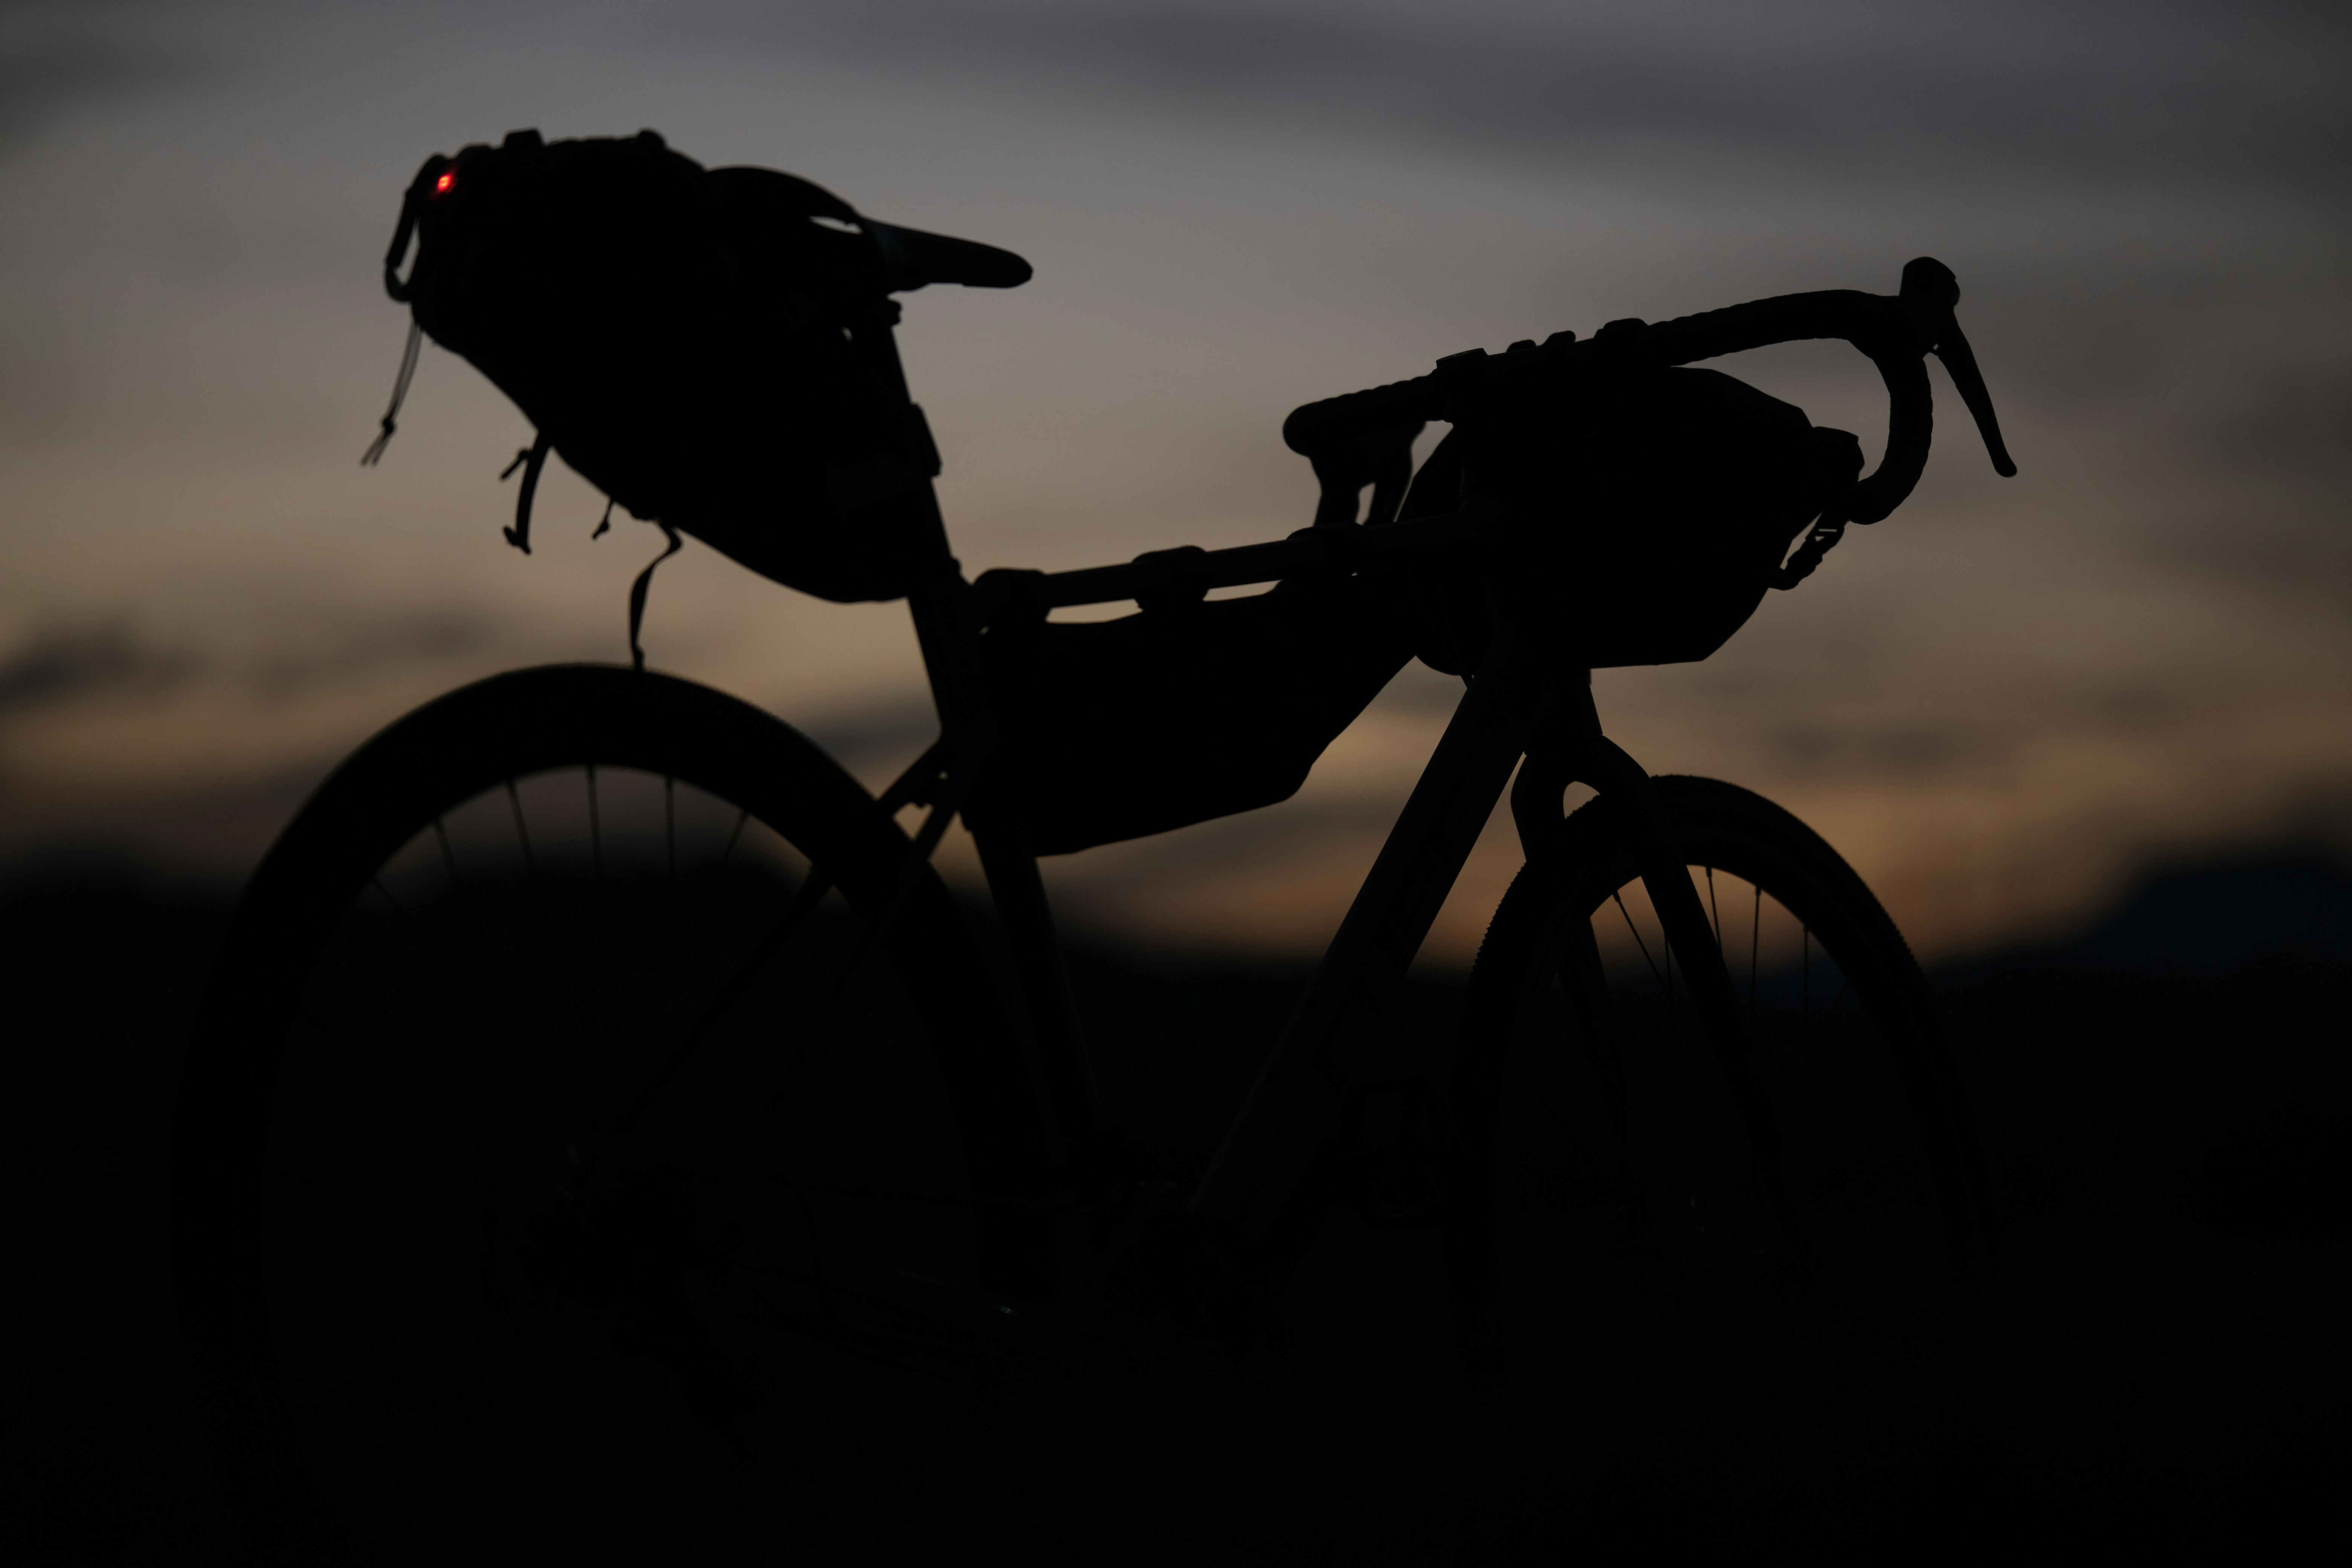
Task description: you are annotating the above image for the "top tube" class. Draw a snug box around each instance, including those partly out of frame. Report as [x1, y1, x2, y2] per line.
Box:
[969, 507, 1468, 620]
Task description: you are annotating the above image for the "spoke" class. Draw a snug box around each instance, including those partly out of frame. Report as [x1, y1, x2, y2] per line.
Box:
[1704, 865, 1722, 949]
[509, 776, 591, 1073]
[1517, 1019, 1597, 1240]
[1612, 887, 1708, 1181]
[1615, 888, 1692, 1060]
[588, 764, 617, 1060]
[600, 866, 838, 1144]
[1657, 910, 1701, 1104]
[665, 774, 680, 1018]
[1612, 890, 1667, 995]
[291, 1006, 538, 1354]
[1802, 926, 1811, 1031]
[678, 807, 754, 982]
[1803, 971, 1853, 1093]
[504, 780, 536, 876]
[430, 814, 567, 1102]
[431, 816, 462, 891]
[428, 816, 495, 1029]
[616, 779, 962, 1145]
[725, 920, 900, 1310]
[299, 997, 553, 1182]
[1749, 885, 1762, 1014]
[728, 920, 884, 1165]
[308, 986, 464, 1089]
[1609, 888, 1683, 1098]
[360, 874, 545, 1135]
[1549, 971, 1656, 1106]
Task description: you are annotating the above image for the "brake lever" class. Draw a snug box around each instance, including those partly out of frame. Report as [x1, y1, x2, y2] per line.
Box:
[1898, 257, 2017, 478]
[1929, 325, 2017, 478]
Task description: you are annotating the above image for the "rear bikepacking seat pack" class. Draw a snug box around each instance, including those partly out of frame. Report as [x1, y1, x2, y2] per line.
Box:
[368, 126, 1026, 603]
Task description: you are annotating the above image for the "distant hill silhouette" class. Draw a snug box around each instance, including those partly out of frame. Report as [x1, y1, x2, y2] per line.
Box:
[8, 846, 2344, 1086]
[2069, 853, 2352, 974]
[0, 861, 228, 1083]
[3, 849, 2343, 1543]
[1934, 850, 2352, 1080]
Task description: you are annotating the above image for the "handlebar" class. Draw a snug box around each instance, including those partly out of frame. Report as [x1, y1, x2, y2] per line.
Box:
[973, 258, 2012, 625]
[1282, 256, 2014, 528]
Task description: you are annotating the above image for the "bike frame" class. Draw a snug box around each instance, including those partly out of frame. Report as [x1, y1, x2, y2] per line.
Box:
[871, 395, 1764, 1304]
[839, 254, 2014, 1300]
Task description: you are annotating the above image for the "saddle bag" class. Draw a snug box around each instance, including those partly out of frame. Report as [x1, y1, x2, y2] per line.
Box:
[374, 129, 1025, 603]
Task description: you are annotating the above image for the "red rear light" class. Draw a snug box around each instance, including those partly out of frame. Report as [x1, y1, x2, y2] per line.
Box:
[433, 170, 456, 196]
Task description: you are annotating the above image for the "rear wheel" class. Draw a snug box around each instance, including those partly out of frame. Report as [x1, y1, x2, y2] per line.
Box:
[173, 666, 1050, 1518]
[1446, 775, 1978, 1366]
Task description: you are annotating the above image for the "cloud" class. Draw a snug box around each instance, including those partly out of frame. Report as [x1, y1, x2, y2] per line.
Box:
[684, 0, 2351, 191]
[0, 624, 194, 718]
[246, 611, 495, 699]
[0, 611, 498, 724]
[0, 6, 197, 153]
[2203, 361, 2352, 484]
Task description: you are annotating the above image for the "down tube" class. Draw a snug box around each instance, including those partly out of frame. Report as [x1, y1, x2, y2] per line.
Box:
[1187, 654, 1532, 1240]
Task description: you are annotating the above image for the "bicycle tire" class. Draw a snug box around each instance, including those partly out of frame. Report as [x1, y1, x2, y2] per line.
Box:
[1445, 774, 1979, 1361]
[173, 665, 1052, 1511]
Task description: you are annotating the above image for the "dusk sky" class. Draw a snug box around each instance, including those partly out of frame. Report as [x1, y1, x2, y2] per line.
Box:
[2, 0, 2346, 965]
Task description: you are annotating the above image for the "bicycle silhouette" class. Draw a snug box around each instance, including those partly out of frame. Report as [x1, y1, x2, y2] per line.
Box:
[173, 132, 2016, 1480]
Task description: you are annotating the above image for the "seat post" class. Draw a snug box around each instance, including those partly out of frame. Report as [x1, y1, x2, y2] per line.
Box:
[850, 306, 1112, 1179]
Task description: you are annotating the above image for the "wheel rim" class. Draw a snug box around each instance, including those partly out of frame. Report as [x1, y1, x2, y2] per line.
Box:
[1461, 780, 1976, 1359]
[1539, 863, 1937, 1279]
[267, 761, 978, 1478]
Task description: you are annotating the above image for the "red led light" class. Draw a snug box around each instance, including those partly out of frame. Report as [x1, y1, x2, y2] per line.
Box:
[433, 170, 456, 195]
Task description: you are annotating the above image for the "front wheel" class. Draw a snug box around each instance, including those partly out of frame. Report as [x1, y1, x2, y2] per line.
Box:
[173, 666, 1051, 1515]
[1445, 775, 1979, 1363]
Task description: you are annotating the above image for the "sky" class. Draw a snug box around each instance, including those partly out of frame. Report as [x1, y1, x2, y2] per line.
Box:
[1, 0, 2347, 965]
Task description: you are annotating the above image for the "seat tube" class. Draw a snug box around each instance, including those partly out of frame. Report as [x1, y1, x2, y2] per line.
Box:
[897, 487, 1106, 1171]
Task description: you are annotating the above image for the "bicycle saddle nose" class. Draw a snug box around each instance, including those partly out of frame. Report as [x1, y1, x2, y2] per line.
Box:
[705, 163, 1031, 292]
[865, 219, 1032, 292]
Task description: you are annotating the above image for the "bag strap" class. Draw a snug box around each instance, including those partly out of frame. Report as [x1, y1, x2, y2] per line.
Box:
[1771, 425, 1868, 591]
[358, 319, 424, 466]
[358, 158, 450, 464]
[626, 524, 684, 672]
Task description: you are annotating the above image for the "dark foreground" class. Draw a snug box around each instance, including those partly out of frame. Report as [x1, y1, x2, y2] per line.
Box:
[7, 858, 2347, 1553]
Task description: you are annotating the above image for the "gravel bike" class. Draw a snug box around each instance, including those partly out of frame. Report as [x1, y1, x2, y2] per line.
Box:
[172, 153, 2015, 1489]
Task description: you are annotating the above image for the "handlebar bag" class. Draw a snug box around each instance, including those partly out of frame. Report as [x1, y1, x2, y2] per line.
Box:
[980, 366, 1858, 854]
[389, 130, 930, 603]
[974, 571, 1420, 857]
[1408, 368, 1862, 672]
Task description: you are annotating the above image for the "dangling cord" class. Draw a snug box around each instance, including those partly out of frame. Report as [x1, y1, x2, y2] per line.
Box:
[358, 318, 425, 466]
[591, 498, 615, 539]
[498, 432, 553, 554]
[627, 523, 683, 672]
